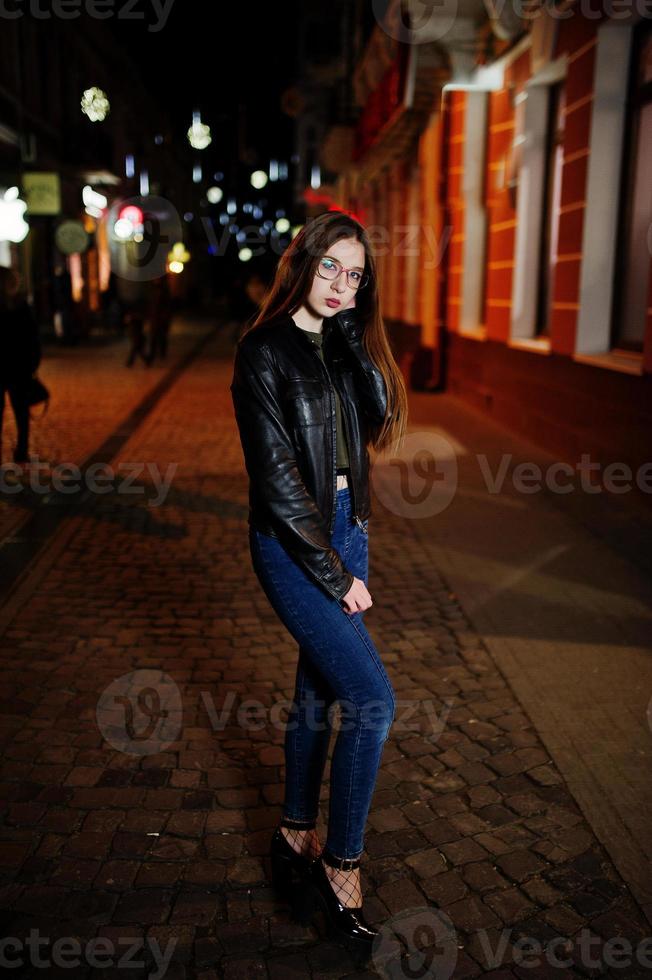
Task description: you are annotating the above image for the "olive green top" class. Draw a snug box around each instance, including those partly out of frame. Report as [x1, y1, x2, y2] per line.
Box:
[297, 327, 350, 470]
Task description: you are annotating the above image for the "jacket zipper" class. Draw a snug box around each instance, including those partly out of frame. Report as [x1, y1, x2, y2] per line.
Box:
[303, 342, 338, 535]
[328, 375, 337, 535]
[301, 332, 367, 536]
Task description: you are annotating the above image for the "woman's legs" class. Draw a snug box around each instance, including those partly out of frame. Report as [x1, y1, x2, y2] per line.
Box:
[249, 489, 395, 903]
[280, 648, 335, 862]
[283, 648, 335, 826]
[7, 385, 30, 462]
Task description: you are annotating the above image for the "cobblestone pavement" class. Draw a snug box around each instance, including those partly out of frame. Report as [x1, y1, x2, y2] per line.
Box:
[0, 319, 213, 546]
[0, 322, 650, 979]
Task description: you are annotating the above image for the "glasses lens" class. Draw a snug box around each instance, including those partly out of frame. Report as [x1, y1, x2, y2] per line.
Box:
[318, 257, 369, 289]
[347, 272, 369, 289]
[319, 258, 339, 279]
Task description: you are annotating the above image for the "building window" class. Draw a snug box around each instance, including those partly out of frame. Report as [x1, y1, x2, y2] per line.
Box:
[510, 74, 563, 342]
[611, 19, 652, 353]
[460, 91, 489, 334]
[536, 81, 565, 336]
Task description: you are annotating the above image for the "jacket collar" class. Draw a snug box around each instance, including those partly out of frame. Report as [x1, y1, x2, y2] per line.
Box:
[280, 311, 342, 360]
[282, 309, 354, 338]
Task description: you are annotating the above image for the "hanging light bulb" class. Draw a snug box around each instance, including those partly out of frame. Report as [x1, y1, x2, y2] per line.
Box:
[187, 110, 212, 150]
[81, 87, 110, 122]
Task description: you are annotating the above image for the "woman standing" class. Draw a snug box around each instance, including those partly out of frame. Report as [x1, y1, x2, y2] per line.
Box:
[0, 268, 41, 467]
[230, 211, 408, 961]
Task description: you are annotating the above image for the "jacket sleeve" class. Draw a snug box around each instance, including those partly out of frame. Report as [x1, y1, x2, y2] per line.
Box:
[230, 338, 354, 603]
[332, 310, 389, 428]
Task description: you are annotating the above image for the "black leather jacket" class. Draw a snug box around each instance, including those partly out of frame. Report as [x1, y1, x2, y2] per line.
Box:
[230, 309, 389, 603]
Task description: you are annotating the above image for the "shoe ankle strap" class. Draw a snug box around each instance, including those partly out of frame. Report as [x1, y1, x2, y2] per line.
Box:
[321, 847, 361, 871]
[279, 817, 316, 831]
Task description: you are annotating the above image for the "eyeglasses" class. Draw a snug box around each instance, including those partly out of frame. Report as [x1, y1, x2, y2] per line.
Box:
[316, 255, 369, 290]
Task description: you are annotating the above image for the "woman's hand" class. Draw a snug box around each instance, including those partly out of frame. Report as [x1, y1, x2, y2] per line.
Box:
[341, 577, 373, 614]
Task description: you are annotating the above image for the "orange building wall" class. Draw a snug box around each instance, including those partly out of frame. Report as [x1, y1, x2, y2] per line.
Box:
[445, 90, 465, 336]
[417, 109, 445, 350]
[439, 20, 651, 476]
[551, 18, 597, 355]
[484, 82, 517, 343]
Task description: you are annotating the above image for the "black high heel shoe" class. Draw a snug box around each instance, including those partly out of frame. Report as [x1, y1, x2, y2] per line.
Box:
[292, 848, 378, 965]
[269, 818, 318, 901]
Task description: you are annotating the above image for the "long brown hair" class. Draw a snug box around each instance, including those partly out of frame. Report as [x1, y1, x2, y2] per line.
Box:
[241, 210, 408, 454]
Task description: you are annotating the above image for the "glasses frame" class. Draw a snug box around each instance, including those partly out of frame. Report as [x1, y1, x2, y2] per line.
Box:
[315, 255, 370, 290]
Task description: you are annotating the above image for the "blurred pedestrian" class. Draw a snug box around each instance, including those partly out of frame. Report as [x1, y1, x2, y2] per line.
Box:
[52, 265, 75, 344]
[145, 274, 172, 364]
[102, 271, 125, 334]
[0, 267, 42, 465]
[118, 277, 149, 367]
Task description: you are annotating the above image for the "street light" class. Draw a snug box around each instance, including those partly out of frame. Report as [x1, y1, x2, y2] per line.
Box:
[250, 171, 268, 190]
[0, 187, 29, 243]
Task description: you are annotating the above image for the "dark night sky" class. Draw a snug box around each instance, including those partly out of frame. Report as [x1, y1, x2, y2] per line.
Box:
[110, 1, 301, 174]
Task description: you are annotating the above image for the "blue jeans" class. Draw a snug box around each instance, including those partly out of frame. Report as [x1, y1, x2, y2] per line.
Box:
[249, 487, 395, 862]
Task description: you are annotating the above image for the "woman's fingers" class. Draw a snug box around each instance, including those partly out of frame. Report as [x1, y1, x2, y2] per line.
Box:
[341, 577, 373, 614]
